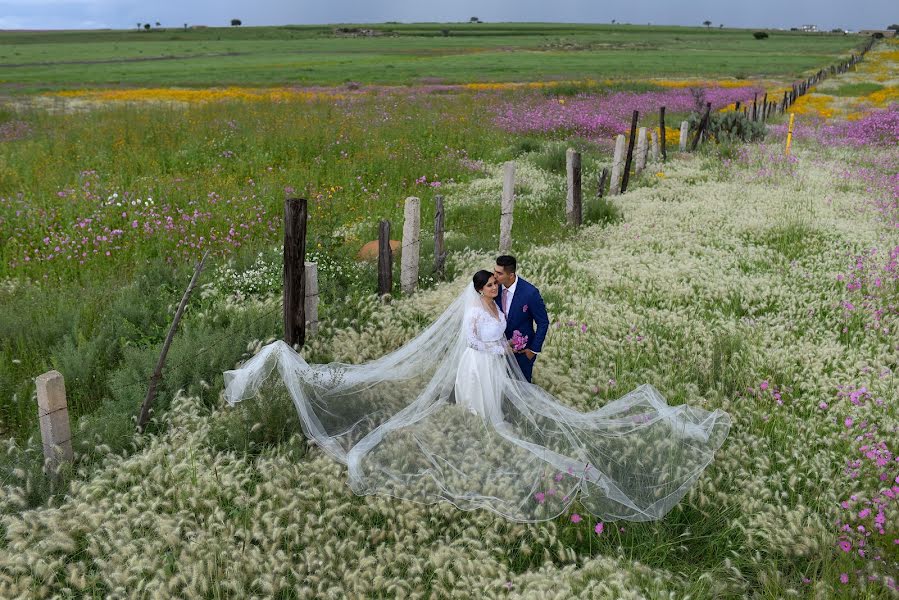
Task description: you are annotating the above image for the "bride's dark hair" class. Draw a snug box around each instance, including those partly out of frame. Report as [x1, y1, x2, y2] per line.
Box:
[472, 270, 493, 293]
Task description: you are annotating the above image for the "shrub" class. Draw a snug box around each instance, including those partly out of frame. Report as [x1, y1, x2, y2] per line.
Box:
[583, 197, 623, 226]
[687, 110, 766, 144]
[753, 31, 768, 39]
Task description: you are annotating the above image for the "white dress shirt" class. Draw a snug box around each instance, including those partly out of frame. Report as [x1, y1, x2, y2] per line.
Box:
[502, 277, 518, 315]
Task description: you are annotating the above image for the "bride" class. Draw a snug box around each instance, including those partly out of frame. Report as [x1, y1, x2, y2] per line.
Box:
[223, 270, 731, 523]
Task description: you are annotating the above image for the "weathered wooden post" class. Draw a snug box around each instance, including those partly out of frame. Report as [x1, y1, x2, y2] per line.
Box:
[566, 148, 582, 227]
[734, 101, 741, 112]
[620, 110, 639, 194]
[752, 93, 758, 121]
[400, 196, 420, 295]
[597, 167, 609, 199]
[609, 134, 626, 195]
[634, 127, 648, 175]
[500, 161, 515, 253]
[650, 130, 660, 163]
[304, 262, 319, 334]
[433, 195, 446, 280]
[282, 198, 307, 349]
[659, 106, 667, 161]
[36, 371, 73, 474]
[761, 92, 769, 122]
[679, 120, 689, 152]
[690, 103, 711, 152]
[377, 220, 392, 298]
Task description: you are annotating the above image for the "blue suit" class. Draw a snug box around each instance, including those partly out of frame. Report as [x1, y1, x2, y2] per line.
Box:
[495, 277, 549, 383]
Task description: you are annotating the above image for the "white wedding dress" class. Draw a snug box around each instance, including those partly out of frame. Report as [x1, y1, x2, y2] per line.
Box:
[224, 283, 730, 522]
[454, 303, 508, 424]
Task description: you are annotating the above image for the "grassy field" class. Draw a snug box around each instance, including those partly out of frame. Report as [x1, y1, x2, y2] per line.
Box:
[0, 23, 865, 92]
[0, 26, 896, 598]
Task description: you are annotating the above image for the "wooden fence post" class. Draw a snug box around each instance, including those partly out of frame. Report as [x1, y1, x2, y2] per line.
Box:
[566, 148, 582, 227]
[621, 110, 639, 194]
[433, 195, 446, 280]
[597, 167, 609, 199]
[282, 198, 307, 349]
[690, 102, 711, 152]
[500, 161, 515, 252]
[400, 196, 421, 295]
[378, 220, 392, 298]
[679, 120, 689, 152]
[635, 127, 648, 175]
[304, 262, 319, 334]
[659, 106, 667, 161]
[609, 134, 626, 195]
[36, 371, 73, 474]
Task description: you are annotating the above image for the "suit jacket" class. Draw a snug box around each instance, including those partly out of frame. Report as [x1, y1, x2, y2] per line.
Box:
[494, 277, 549, 353]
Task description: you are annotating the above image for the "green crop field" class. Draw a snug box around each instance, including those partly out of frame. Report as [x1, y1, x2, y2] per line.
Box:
[0, 23, 864, 92]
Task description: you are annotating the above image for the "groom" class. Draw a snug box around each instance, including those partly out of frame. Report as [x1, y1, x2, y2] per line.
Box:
[493, 255, 549, 383]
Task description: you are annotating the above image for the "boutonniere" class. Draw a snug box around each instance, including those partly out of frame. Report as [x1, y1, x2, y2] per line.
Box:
[522, 304, 529, 313]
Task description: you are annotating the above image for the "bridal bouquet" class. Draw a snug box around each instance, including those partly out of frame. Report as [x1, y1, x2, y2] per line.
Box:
[510, 330, 529, 352]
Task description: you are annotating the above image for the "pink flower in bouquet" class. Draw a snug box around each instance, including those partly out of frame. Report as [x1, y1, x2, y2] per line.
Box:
[510, 330, 529, 352]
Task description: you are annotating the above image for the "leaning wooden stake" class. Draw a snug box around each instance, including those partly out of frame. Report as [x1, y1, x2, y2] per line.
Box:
[566, 148, 582, 227]
[690, 102, 712, 152]
[433, 195, 446, 280]
[36, 370, 73, 474]
[137, 249, 209, 432]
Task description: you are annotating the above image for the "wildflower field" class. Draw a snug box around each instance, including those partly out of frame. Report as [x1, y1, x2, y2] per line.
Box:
[0, 26, 897, 598]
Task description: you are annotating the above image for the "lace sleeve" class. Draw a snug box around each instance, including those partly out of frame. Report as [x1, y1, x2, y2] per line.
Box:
[464, 308, 506, 354]
[465, 309, 489, 352]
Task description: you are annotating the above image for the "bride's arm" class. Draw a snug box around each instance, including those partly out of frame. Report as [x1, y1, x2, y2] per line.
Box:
[465, 309, 504, 354]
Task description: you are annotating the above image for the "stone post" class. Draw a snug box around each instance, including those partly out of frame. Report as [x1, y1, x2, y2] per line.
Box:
[36, 371, 73, 474]
[609, 134, 626, 196]
[400, 196, 420, 295]
[500, 161, 515, 253]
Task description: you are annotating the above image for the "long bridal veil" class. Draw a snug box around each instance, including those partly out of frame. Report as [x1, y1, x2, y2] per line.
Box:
[223, 284, 731, 523]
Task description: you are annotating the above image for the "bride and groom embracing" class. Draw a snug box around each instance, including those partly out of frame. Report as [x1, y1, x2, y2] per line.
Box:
[224, 254, 730, 523]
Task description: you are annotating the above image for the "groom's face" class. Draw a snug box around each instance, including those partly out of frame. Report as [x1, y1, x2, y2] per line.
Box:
[493, 265, 515, 288]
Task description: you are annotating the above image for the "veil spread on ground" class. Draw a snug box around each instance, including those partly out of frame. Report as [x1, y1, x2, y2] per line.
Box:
[223, 283, 731, 523]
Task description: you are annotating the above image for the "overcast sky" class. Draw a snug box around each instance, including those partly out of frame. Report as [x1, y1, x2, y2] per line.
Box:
[0, 0, 894, 32]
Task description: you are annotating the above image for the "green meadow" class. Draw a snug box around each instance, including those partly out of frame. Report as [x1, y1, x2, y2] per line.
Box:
[0, 23, 863, 92]
[0, 25, 896, 597]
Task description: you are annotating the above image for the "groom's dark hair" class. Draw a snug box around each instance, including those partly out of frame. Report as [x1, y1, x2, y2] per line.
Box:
[496, 255, 517, 273]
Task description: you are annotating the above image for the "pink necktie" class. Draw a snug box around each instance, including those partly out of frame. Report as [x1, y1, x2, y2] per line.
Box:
[503, 289, 509, 314]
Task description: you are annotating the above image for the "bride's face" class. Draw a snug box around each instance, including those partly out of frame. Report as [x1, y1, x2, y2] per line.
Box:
[482, 277, 500, 299]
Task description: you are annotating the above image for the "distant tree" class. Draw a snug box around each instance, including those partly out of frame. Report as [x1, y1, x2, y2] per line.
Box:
[155, 21, 160, 27]
[753, 31, 769, 39]
[183, 23, 188, 30]
[136, 22, 141, 30]
[831, 28, 844, 33]
[231, 18, 242, 26]
[887, 24, 899, 31]
[719, 24, 724, 28]
[143, 23, 150, 30]
[703, 20, 712, 28]
[611, 19, 616, 24]
[441, 29, 450, 37]
[469, 16, 479, 23]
